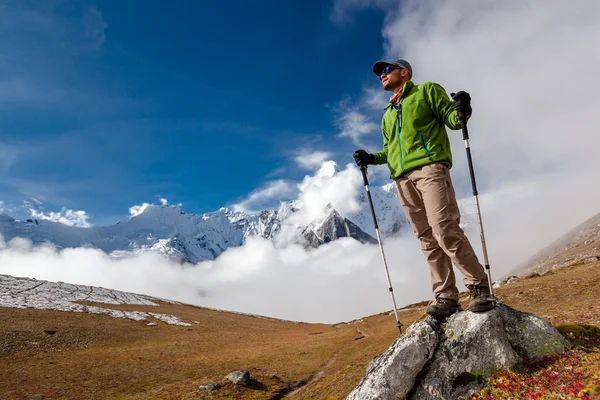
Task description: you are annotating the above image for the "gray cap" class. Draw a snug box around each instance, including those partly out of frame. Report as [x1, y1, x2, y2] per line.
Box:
[372, 59, 412, 77]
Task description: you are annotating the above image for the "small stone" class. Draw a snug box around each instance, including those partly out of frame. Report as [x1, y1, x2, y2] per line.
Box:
[584, 257, 599, 263]
[147, 322, 157, 326]
[44, 330, 56, 335]
[198, 383, 221, 391]
[225, 370, 250, 386]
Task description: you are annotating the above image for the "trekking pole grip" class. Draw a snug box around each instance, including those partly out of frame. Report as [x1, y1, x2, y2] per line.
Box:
[459, 115, 469, 141]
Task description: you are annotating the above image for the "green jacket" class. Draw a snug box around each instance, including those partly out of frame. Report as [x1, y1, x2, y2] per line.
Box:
[373, 80, 466, 179]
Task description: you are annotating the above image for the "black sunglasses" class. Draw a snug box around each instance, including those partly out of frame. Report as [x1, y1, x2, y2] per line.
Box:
[380, 65, 405, 76]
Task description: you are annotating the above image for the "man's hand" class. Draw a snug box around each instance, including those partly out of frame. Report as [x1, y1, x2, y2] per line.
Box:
[451, 91, 472, 119]
[353, 150, 375, 167]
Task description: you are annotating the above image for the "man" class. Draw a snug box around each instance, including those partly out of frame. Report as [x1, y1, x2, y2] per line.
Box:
[353, 59, 494, 318]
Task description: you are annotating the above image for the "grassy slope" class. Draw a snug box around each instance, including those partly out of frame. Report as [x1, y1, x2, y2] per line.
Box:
[1, 263, 599, 399]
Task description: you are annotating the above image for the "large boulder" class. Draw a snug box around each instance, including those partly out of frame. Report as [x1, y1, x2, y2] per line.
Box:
[347, 304, 569, 400]
[346, 319, 439, 399]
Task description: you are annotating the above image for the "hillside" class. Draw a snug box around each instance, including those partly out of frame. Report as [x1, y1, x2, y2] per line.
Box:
[2, 265, 599, 398]
[513, 212, 600, 277]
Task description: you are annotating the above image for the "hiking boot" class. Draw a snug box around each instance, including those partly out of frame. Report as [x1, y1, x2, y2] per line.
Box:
[467, 285, 496, 312]
[426, 297, 463, 318]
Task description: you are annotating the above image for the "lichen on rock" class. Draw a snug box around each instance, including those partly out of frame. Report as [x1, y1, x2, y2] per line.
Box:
[347, 303, 569, 400]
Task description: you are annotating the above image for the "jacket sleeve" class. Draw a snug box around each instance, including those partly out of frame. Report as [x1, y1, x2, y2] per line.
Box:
[424, 82, 469, 131]
[372, 118, 388, 165]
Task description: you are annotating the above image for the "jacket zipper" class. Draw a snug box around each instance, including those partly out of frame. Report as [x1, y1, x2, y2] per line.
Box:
[395, 84, 409, 173]
[396, 104, 404, 172]
[419, 132, 431, 156]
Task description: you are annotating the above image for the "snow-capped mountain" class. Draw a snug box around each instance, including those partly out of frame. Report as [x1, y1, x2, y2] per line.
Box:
[349, 182, 410, 238]
[301, 207, 378, 248]
[0, 171, 413, 263]
[0, 206, 244, 263]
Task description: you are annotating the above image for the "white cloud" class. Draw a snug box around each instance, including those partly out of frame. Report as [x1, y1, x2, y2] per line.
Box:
[336, 0, 600, 272]
[361, 85, 390, 111]
[335, 105, 378, 148]
[129, 203, 152, 217]
[295, 151, 333, 170]
[159, 198, 168, 206]
[295, 161, 362, 223]
[29, 208, 92, 228]
[233, 179, 297, 213]
[0, 232, 432, 323]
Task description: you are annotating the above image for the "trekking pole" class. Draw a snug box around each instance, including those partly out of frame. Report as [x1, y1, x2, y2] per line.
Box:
[360, 165, 403, 334]
[455, 111, 496, 299]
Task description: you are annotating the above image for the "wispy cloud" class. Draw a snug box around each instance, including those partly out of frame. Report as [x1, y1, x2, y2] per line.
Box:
[0, 3, 132, 115]
[361, 85, 389, 111]
[232, 180, 297, 213]
[294, 151, 333, 170]
[330, 0, 395, 24]
[0, 143, 21, 170]
[29, 208, 92, 228]
[334, 101, 378, 148]
[83, 7, 107, 50]
[129, 198, 181, 217]
[129, 203, 153, 217]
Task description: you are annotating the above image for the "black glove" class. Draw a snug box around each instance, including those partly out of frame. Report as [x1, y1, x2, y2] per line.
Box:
[353, 149, 375, 167]
[451, 91, 472, 119]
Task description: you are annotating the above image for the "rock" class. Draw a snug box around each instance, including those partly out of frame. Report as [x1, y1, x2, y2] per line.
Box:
[493, 276, 518, 288]
[347, 304, 569, 400]
[346, 318, 439, 400]
[497, 304, 569, 359]
[225, 370, 250, 386]
[198, 383, 221, 391]
[584, 256, 599, 263]
[409, 307, 519, 399]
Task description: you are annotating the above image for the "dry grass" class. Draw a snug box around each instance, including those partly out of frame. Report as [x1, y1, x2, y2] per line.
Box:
[1, 261, 599, 400]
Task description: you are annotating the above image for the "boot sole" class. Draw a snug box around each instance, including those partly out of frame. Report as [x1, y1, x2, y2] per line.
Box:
[468, 302, 496, 313]
[426, 306, 463, 318]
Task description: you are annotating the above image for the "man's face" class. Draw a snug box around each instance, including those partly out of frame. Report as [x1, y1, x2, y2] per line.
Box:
[380, 65, 408, 91]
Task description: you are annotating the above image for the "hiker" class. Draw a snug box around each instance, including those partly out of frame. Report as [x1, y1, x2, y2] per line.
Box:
[353, 59, 495, 318]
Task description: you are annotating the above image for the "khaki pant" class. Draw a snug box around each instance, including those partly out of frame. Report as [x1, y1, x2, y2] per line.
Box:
[395, 163, 488, 301]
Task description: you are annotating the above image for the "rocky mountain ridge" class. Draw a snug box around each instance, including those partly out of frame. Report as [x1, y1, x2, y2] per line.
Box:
[0, 178, 409, 263]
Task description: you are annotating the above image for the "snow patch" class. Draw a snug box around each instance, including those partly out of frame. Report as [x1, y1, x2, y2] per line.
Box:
[0, 274, 193, 326]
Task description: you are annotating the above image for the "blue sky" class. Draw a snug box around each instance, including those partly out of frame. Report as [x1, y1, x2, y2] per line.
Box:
[0, 0, 390, 225]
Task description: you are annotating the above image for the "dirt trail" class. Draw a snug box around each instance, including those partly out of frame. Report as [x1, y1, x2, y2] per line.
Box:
[281, 354, 338, 398]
